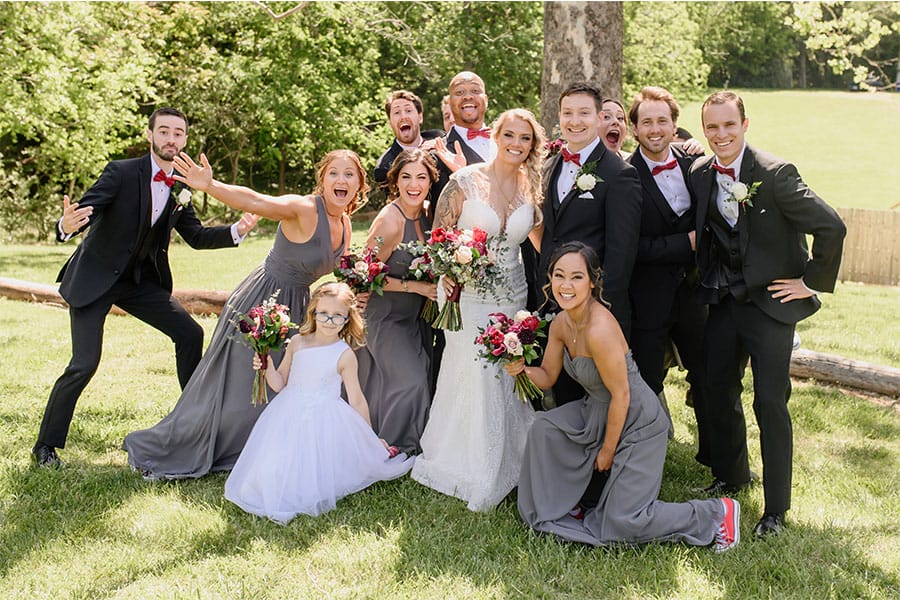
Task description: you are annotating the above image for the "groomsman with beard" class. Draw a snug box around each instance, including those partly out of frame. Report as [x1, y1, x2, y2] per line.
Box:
[372, 90, 444, 206]
[32, 107, 258, 468]
[626, 86, 709, 456]
[533, 81, 642, 407]
[690, 91, 846, 537]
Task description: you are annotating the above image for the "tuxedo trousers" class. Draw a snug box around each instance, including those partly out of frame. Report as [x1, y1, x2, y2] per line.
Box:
[631, 282, 711, 466]
[703, 295, 795, 514]
[37, 279, 203, 449]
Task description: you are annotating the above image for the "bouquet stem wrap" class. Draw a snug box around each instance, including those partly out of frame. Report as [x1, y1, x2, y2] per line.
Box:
[433, 284, 463, 331]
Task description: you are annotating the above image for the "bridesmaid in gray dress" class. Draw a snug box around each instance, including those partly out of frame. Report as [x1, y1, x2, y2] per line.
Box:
[356, 150, 438, 454]
[506, 242, 740, 552]
[123, 150, 367, 479]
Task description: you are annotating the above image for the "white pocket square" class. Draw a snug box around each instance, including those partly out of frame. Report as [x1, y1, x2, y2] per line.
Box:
[578, 192, 593, 199]
[759, 209, 766, 214]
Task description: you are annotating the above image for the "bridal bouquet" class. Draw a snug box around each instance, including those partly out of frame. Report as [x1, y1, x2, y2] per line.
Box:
[413, 225, 499, 331]
[233, 291, 298, 406]
[399, 242, 439, 322]
[333, 243, 390, 296]
[474, 310, 548, 403]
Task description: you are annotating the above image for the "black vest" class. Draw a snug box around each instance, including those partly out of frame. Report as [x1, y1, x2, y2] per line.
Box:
[702, 203, 748, 303]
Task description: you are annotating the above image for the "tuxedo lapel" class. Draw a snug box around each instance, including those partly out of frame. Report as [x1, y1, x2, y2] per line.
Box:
[137, 155, 152, 234]
[737, 147, 758, 256]
[447, 129, 485, 164]
[632, 151, 678, 222]
[694, 156, 716, 244]
[542, 153, 562, 236]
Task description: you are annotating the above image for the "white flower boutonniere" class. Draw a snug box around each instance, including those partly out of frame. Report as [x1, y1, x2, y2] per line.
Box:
[726, 181, 761, 208]
[176, 187, 192, 208]
[575, 161, 603, 192]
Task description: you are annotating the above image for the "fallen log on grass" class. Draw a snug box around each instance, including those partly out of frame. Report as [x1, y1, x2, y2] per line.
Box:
[3, 276, 899, 398]
[0, 277, 229, 317]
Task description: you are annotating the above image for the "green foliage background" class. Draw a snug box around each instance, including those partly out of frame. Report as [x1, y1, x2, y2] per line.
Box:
[1, 1, 897, 241]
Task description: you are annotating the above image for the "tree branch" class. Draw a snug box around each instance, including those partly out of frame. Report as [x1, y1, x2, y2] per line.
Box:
[251, 1, 308, 21]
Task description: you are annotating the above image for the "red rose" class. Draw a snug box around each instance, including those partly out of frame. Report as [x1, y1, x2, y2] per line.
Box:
[490, 330, 505, 346]
[472, 227, 487, 244]
[368, 262, 384, 278]
[430, 228, 446, 243]
[522, 316, 540, 331]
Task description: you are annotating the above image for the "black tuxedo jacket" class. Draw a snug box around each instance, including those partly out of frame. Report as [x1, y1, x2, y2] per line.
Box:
[539, 142, 642, 338]
[56, 154, 236, 308]
[690, 145, 846, 325]
[372, 129, 445, 188]
[627, 146, 700, 330]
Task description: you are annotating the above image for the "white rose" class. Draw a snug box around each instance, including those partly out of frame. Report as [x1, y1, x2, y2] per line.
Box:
[503, 332, 523, 356]
[458, 232, 473, 244]
[514, 310, 532, 323]
[731, 182, 748, 201]
[454, 245, 473, 265]
[176, 188, 192, 206]
[576, 173, 597, 191]
[354, 261, 369, 276]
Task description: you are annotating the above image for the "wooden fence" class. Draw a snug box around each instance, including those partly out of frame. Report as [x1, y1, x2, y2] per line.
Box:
[837, 208, 900, 286]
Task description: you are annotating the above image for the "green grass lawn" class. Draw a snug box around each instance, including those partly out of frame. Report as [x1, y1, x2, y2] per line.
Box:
[1, 296, 898, 598]
[677, 90, 900, 211]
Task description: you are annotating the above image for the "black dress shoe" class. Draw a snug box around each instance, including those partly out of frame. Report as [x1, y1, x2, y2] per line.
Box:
[754, 512, 785, 537]
[32, 444, 62, 469]
[695, 471, 758, 495]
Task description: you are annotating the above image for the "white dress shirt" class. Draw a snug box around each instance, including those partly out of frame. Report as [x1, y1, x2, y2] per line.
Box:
[713, 145, 746, 228]
[453, 124, 496, 162]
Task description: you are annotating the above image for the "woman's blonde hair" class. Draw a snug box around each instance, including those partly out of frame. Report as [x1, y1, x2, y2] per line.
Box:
[313, 149, 370, 215]
[491, 108, 547, 225]
[299, 281, 366, 349]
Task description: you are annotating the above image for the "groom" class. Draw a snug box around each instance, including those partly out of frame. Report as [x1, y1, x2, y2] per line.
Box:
[690, 91, 846, 537]
[33, 107, 258, 468]
[534, 82, 642, 406]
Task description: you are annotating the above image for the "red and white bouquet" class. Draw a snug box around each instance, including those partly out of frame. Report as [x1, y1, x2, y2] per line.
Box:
[474, 310, 548, 403]
[414, 225, 499, 331]
[233, 291, 298, 406]
[334, 244, 390, 296]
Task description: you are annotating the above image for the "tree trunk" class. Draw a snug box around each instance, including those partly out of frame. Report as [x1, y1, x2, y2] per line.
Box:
[541, 1, 623, 136]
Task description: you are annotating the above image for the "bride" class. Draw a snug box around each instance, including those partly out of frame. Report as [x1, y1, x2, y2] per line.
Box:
[411, 108, 546, 511]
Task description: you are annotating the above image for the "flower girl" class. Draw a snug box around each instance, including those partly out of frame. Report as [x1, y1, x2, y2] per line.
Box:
[225, 282, 413, 522]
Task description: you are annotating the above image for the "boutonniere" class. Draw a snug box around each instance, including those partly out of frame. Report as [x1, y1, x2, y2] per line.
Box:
[575, 160, 603, 192]
[171, 182, 192, 211]
[725, 181, 761, 208]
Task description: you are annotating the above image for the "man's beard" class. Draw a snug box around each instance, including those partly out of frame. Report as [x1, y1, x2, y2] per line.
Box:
[152, 141, 181, 161]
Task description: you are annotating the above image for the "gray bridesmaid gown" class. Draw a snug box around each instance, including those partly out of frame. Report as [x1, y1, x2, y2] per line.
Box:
[356, 203, 432, 454]
[123, 196, 345, 478]
[517, 349, 724, 546]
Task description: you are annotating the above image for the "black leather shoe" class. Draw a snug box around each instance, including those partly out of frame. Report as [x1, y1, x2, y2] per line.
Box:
[754, 512, 785, 537]
[695, 471, 758, 495]
[32, 444, 62, 469]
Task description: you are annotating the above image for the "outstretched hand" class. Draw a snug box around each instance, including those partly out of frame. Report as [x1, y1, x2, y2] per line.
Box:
[433, 137, 467, 173]
[60, 194, 93, 235]
[172, 152, 214, 193]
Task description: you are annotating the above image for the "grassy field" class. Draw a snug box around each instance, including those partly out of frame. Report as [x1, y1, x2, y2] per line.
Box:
[1, 295, 899, 598]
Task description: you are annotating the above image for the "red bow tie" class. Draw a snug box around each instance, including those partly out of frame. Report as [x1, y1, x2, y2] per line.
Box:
[466, 127, 491, 140]
[560, 147, 582, 167]
[712, 163, 735, 180]
[651, 159, 678, 176]
[153, 170, 175, 187]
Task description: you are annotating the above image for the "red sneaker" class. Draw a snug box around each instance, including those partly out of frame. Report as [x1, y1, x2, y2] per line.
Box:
[713, 498, 740, 553]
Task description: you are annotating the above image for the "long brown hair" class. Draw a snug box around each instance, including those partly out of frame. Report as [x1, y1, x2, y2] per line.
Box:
[313, 150, 370, 215]
[386, 149, 438, 201]
[298, 282, 366, 349]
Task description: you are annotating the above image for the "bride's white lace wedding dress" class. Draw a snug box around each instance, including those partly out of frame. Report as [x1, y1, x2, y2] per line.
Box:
[411, 165, 536, 511]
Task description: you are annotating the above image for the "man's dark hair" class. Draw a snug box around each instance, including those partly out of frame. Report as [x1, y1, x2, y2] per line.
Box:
[149, 107, 188, 132]
[558, 82, 603, 112]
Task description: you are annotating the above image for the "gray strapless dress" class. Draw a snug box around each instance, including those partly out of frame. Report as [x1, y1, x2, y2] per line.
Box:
[517, 350, 724, 546]
[355, 204, 432, 454]
[123, 196, 345, 478]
